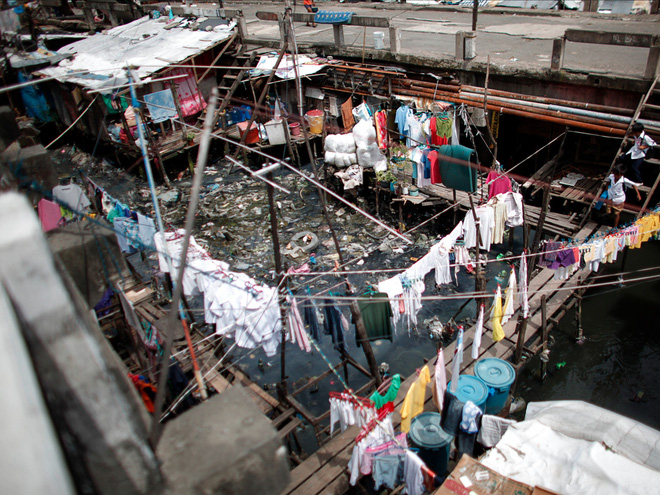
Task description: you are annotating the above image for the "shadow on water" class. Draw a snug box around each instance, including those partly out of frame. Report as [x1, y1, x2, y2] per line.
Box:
[516, 242, 660, 430]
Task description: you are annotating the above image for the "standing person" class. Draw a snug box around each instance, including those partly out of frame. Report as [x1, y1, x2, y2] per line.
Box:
[304, 0, 317, 27]
[605, 164, 642, 227]
[621, 123, 656, 183]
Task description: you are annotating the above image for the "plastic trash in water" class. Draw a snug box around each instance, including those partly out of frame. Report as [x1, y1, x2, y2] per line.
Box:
[556, 361, 566, 369]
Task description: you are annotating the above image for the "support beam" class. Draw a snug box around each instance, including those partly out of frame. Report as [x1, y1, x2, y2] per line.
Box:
[333, 25, 345, 52]
[551, 37, 565, 71]
[645, 40, 660, 79]
[389, 26, 401, 53]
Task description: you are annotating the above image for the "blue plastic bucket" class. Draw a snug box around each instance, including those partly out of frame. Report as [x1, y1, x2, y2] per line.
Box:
[474, 358, 516, 414]
[447, 375, 489, 412]
[408, 412, 453, 477]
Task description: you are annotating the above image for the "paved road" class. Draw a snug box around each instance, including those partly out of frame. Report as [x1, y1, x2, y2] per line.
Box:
[223, 1, 660, 78]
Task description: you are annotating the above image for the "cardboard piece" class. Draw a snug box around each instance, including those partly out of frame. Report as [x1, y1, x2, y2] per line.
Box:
[434, 455, 533, 495]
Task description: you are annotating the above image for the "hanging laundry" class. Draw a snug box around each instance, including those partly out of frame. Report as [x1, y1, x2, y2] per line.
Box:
[519, 252, 530, 319]
[501, 268, 517, 325]
[486, 169, 512, 199]
[457, 400, 483, 458]
[450, 325, 464, 394]
[369, 374, 401, 409]
[361, 432, 407, 476]
[432, 347, 447, 411]
[286, 296, 311, 353]
[437, 144, 478, 192]
[301, 298, 321, 342]
[374, 109, 389, 149]
[471, 303, 485, 360]
[143, 89, 177, 123]
[441, 388, 466, 436]
[372, 454, 405, 490]
[348, 411, 394, 485]
[400, 365, 431, 432]
[403, 450, 427, 495]
[341, 97, 355, 131]
[491, 285, 505, 342]
[329, 393, 375, 436]
[128, 374, 157, 413]
[394, 104, 412, 140]
[137, 213, 156, 250]
[324, 299, 348, 353]
[356, 292, 393, 347]
[498, 191, 525, 227]
[490, 200, 508, 245]
[463, 206, 495, 251]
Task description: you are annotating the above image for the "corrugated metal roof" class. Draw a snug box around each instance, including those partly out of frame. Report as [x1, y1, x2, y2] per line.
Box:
[38, 15, 235, 92]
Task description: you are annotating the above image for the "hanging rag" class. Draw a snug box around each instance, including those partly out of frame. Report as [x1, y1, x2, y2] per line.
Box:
[437, 144, 478, 192]
[400, 365, 431, 433]
[471, 303, 485, 360]
[491, 285, 505, 342]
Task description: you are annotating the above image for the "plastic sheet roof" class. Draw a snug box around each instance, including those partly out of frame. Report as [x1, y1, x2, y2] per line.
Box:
[38, 16, 235, 93]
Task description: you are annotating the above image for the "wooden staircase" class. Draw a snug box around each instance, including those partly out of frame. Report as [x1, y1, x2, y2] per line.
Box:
[579, 75, 660, 226]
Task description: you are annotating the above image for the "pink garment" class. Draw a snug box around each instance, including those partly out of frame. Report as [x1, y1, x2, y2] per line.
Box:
[287, 263, 311, 275]
[165, 68, 206, 117]
[286, 296, 311, 352]
[486, 170, 512, 200]
[360, 432, 407, 475]
[374, 110, 389, 150]
[38, 199, 63, 231]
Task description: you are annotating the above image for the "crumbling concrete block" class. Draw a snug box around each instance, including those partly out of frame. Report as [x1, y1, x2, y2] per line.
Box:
[0, 192, 164, 495]
[158, 386, 290, 495]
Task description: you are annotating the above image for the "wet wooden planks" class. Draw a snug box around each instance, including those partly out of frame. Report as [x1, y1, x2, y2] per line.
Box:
[284, 221, 601, 495]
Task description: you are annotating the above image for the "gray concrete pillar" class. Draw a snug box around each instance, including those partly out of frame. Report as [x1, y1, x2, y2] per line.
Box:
[551, 37, 566, 71]
[333, 24, 345, 52]
[389, 26, 401, 53]
[236, 13, 247, 40]
[455, 31, 467, 61]
[645, 36, 660, 79]
[455, 31, 476, 61]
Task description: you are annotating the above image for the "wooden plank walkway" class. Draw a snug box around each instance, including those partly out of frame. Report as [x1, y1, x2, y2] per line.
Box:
[282, 222, 601, 495]
[418, 183, 579, 237]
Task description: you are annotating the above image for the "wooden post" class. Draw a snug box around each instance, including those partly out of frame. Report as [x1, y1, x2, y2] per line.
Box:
[540, 295, 548, 380]
[289, 13, 381, 386]
[169, 82, 187, 141]
[575, 275, 585, 344]
[514, 315, 528, 365]
[530, 131, 568, 272]
[472, 0, 478, 31]
[267, 172, 289, 399]
[452, 189, 458, 225]
[469, 194, 486, 309]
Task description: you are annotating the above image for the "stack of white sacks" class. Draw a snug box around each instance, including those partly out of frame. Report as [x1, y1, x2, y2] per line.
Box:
[324, 134, 357, 168]
[324, 119, 386, 172]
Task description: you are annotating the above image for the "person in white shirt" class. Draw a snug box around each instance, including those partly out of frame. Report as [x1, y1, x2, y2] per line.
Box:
[622, 122, 656, 183]
[605, 164, 641, 227]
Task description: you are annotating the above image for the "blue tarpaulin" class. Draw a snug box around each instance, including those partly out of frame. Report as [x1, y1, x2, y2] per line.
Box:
[144, 90, 177, 123]
[314, 10, 354, 24]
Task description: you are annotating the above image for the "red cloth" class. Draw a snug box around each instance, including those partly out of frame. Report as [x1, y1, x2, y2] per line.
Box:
[374, 110, 388, 150]
[428, 150, 441, 184]
[37, 199, 63, 232]
[486, 170, 512, 200]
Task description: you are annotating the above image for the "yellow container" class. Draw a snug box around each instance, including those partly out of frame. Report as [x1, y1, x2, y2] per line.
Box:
[305, 109, 324, 134]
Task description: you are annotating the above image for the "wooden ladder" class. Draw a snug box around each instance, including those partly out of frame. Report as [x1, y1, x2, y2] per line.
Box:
[579, 75, 660, 227]
[636, 76, 660, 218]
[211, 48, 258, 129]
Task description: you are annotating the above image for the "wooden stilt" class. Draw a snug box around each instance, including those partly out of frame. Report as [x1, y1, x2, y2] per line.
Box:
[575, 276, 585, 343]
[540, 294, 549, 380]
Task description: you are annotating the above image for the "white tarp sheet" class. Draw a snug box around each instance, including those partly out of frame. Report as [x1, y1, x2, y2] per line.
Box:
[38, 16, 235, 92]
[252, 54, 326, 79]
[480, 401, 660, 495]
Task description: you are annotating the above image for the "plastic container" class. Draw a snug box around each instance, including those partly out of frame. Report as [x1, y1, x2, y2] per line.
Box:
[289, 121, 301, 137]
[409, 185, 419, 196]
[264, 119, 286, 145]
[236, 121, 259, 144]
[473, 358, 516, 414]
[408, 412, 453, 477]
[447, 375, 489, 412]
[305, 109, 324, 134]
[374, 31, 385, 50]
